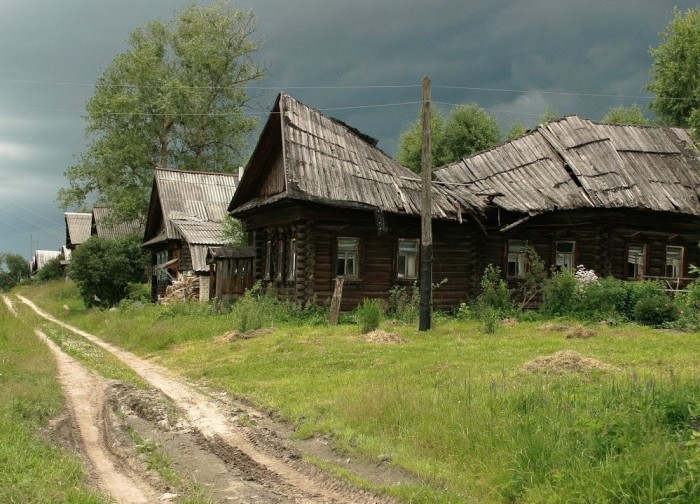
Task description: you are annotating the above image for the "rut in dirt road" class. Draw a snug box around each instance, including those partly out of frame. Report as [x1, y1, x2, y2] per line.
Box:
[16, 294, 396, 504]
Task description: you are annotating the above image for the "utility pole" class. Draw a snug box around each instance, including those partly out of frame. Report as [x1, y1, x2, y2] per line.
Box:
[419, 75, 433, 331]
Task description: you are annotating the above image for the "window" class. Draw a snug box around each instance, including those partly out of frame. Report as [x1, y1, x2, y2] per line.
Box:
[287, 238, 297, 281]
[276, 239, 285, 281]
[665, 245, 684, 278]
[627, 244, 646, 279]
[507, 239, 528, 277]
[397, 239, 419, 279]
[264, 240, 272, 280]
[337, 237, 359, 278]
[555, 241, 576, 273]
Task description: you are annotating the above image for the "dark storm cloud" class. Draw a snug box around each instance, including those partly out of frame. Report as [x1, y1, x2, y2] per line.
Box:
[0, 0, 697, 257]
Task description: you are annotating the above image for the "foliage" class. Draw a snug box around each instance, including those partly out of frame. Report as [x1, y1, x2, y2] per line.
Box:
[506, 120, 528, 140]
[647, 8, 700, 135]
[35, 255, 64, 282]
[539, 105, 559, 124]
[517, 245, 547, 311]
[58, 1, 264, 223]
[396, 104, 501, 172]
[0, 252, 30, 290]
[476, 264, 513, 316]
[355, 298, 383, 334]
[541, 269, 580, 316]
[69, 235, 147, 307]
[229, 282, 279, 332]
[221, 214, 246, 246]
[602, 104, 653, 125]
[387, 284, 419, 323]
[631, 281, 679, 326]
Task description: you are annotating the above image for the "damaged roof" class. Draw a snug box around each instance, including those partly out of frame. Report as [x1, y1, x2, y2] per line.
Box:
[435, 115, 700, 217]
[230, 93, 476, 220]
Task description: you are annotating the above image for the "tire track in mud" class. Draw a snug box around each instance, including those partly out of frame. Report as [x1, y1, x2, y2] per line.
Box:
[16, 294, 395, 504]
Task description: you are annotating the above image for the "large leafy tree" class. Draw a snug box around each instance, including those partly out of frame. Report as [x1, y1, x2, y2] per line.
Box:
[396, 104, 501, 173]
[58, 1, 264, 222]
[69, 235, 147, 307]
[0, 253, 30, 291]
[647, 8, 700, 135]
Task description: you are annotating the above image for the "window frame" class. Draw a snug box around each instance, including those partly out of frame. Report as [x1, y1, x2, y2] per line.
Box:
[397, 238, 419, 280]
[506, 239, 528, 278]
[665, 245, 684, 278]
[627, 243, 647, 279]
[287, 238, 297, 282]
[263, 239, 272, 281]
[336, 237, 360, 280]
[554, 240, 576, 273]
[276, 238, 285, 282]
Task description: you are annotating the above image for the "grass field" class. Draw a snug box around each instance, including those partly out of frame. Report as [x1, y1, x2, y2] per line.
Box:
[14, 280, 700, 503]
[0, 296, 110, 503]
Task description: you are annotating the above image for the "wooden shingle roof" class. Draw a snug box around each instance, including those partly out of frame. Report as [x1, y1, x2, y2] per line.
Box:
[435, 116, 700, 217]
[64, 212, 92, 248]
[230, 93, 475, 220]
[92, 207, 144, 240]
[143, 168, 239, 272]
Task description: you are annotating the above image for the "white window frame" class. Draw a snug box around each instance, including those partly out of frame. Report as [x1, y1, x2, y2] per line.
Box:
[507, 239, 528, 278]
[555, 241, 576, 273]
[665, 245, 684, 278]
[397, 239, 419, 279]
[276, 239, 285, 282]
[337, 237, 359, 279]
[627, 243, 647, 279]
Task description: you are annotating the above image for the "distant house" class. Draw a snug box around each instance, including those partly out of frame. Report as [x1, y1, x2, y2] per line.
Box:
[64, 212, 92, 250]
[31, 249, 61, 275]
[229, 95, 700, 310]
[91, 207, 144, 240]
[142, 167, 240, 302]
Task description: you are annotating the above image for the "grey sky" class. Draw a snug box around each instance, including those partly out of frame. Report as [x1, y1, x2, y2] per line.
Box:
[0, 0, 695, 260]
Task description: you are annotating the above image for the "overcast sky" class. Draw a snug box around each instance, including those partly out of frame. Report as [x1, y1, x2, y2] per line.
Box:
[0, 0, 695, 260]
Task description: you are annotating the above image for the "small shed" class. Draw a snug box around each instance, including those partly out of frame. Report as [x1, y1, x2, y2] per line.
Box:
[207, 246, 256, 304]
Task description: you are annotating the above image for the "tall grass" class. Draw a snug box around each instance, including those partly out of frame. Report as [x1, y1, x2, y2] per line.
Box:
[16, 280, 700, 503]
[0, 299, 109, 503]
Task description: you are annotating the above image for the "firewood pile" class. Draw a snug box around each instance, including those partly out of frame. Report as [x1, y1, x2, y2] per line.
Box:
[160, 275, 200, 303]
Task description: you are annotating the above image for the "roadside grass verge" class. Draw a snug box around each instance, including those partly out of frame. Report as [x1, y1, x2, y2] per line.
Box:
[16, 280, 700, 503]
[0, 298, 110, 503]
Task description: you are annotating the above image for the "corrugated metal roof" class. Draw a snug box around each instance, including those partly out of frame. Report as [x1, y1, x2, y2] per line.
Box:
[231, 93, 477, 219]
[435, 116, 700, 216]
[92, 207, 144, 240]
[155, 168, 239, 241]
[64, 212, 92, 248]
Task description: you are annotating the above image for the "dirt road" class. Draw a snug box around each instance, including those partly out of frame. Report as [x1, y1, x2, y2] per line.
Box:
[7, 294, 406, 503]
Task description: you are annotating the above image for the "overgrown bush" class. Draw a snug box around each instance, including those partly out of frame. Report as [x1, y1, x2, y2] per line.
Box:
[579, 277, 635, 320]
[69, 235, 147, 307]
[229, 282, 279, 332]
[387, 284, 419, 323]
[517, 245, 547, 310]
[355, 298, 383, 334]
[631, 280, 679, 326]
[35, 256, 64, 282]
[541, 269, 579, 316]
[476, 264, 513, 315]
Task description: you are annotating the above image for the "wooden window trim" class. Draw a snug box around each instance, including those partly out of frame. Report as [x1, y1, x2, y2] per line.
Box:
[336, 237, 361, 281]
[397, 238, 419, 280]
[264, 240, 272, 281]
[665, 245, 684, 279]
[627, 243, 647, 279]
[554, 240, 576, 273]
[287, 238, 297, 282]
[506, 239, 528, 279]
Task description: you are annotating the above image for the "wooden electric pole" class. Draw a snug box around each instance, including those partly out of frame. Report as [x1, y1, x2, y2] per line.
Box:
[419, 75, 433, 331]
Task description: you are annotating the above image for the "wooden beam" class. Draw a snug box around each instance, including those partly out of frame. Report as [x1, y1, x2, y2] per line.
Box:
[419, 75, 433, 332]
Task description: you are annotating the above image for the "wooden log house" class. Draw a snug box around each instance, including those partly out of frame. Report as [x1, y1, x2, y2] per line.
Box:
[142, 168, 240, 302]
[228, 94, 700, 311]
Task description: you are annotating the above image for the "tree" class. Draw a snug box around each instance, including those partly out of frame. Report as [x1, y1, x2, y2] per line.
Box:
[647, 8, 700, 135]
[506, 120, 528, 141]
[0, 253, 30, 291]
[396, 104, 501, 173]
[602, 104, 652, 125]
[58, 1, 264, 223]
[69, 235, 147, 307]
